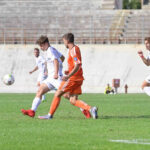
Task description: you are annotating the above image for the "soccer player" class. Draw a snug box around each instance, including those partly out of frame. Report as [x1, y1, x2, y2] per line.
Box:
[21, 35, 91, 118]
[29, 48, 47, 101]
[38, 33, 98, 120]
[138, 37, 150, 96]
[21, 36, 65, 117]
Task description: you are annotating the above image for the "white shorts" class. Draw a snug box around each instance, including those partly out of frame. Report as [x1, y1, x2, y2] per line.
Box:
[145, 75, 150, 83]
[43, 76, 62, 91]
[37, 74, 47, 84]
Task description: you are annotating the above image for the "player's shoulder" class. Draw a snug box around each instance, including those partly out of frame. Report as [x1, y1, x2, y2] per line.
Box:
[75, 45, 80, 50]
[74, 45, 81, 53]
[70, 45, 80, 56]
[49, 46, 58, 54]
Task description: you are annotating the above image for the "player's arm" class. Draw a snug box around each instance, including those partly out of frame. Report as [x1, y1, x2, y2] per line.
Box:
[54, 59, 59, 79]
[62, 64, 80, 81]
[68, 64, 79, 78]
[60, 55, 65, 62]
[138, 50, 150, 66]
[29, 66, 38, 74]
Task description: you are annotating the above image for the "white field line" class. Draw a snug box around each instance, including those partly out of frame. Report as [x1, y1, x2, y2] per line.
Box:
[110, 139, 150, 145]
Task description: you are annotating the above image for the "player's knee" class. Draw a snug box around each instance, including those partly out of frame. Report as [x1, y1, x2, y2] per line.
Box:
[141, 85, 145, 90]
[63, 93, 70, 100]
[70, 98, 76, 105]
[36, 88, 44, 97]
[141, 83, 147, 90]
[55, 91, 63, 98]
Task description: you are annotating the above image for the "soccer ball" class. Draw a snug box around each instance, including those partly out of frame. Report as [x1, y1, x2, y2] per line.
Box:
[3, 74, 15, 85]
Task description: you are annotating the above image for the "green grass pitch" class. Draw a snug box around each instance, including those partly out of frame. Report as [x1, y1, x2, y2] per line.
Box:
[1, 93, 150, 150]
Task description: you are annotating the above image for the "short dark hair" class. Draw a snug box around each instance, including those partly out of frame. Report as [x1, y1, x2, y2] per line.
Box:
[34, 48, 39, 52]
[62, 33, 74, 43]
[36, 35, 49, 45]
[145, 37, 150, 43]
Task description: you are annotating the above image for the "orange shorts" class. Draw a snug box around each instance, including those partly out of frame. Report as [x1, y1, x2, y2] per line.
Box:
[59, 80, 83, 95]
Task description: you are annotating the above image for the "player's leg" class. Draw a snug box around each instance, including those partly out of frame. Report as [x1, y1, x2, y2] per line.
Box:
[38, 89, 65, 119]
[38, 78, 65, 119]
[69, 94, 98, 119]
[68, 80, 98, 119]
[37, 81, 44, 100]
[142, 79, 150, 96]
[21, 83, 50, 117]
[37, 76, 47, 102]
[31, 83, 49, 111]
[63, 80, 97, 119]
[62, 92, 91, 118]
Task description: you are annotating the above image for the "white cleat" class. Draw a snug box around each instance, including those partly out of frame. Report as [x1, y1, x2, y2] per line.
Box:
[90, 107, 98, 119]
[38, 114, 53, 120]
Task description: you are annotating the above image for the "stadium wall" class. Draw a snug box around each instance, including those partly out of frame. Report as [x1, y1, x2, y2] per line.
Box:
[0, 44, 149, 93]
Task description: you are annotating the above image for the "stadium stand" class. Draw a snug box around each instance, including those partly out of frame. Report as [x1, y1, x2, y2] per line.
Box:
[101, 0, 115, 9]
[0, 1, 149, 44]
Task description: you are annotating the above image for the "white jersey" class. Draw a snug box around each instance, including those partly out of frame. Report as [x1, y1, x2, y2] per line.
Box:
[35, 55, 46, 76]
[147, 51, 150, 60]
[46, 46, 63, 78]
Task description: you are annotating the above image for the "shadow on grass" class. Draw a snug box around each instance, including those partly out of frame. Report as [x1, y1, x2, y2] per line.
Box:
[100, 115, 150, 119]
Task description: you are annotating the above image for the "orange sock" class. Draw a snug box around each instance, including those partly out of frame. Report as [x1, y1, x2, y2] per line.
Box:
[49, 96, 61, 115]
[73, 100, 91, 111]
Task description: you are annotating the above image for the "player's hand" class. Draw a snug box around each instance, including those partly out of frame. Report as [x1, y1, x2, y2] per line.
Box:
[138, 50, 144, 58]
[54, 74, 58, 79]
[64, 70, 69, 75]
[29, 71, 32, 74]
[62, 75, 69, 81]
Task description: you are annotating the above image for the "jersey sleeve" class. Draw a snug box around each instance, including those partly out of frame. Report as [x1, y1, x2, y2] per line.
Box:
[51, 48, 62, 61]
[70, 47, 82, 65]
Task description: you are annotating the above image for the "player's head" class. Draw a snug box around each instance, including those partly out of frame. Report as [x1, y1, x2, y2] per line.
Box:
[144, 37, 150, 50]
[107, 83, 110, 87]
[36, 35, 50, 51]
[62, 33, 74, 48]
[34, 48, 40, 57]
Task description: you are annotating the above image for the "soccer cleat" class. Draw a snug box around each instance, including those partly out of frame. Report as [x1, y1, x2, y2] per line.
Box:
[90, 107, 98, 119]
[21, 109, 28, 115]
[21, 109, 35, 117]
[80, 108, 91, 118]
[27, 110, 35, 117]
[38, 114, 53, 120]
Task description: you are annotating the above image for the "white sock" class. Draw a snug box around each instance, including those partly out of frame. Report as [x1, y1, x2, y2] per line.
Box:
[31, 97, 41, 112]
[143, 87, 150, 96]
[48, 113, 52, 117]
[42, 95, 46, 101]
[80, 108, 83, 111]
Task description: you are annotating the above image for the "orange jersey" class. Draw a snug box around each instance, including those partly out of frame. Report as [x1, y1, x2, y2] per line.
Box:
[68, 45, 84, 81]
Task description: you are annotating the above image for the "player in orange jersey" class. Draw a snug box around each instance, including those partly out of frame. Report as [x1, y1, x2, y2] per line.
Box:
[38, 33, 98, 120]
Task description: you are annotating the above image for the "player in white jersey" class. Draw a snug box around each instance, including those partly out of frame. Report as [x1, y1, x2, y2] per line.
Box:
[21, 36, 65, 117]
[29, 48, 47, 101]
[138, 37, 150, 96]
